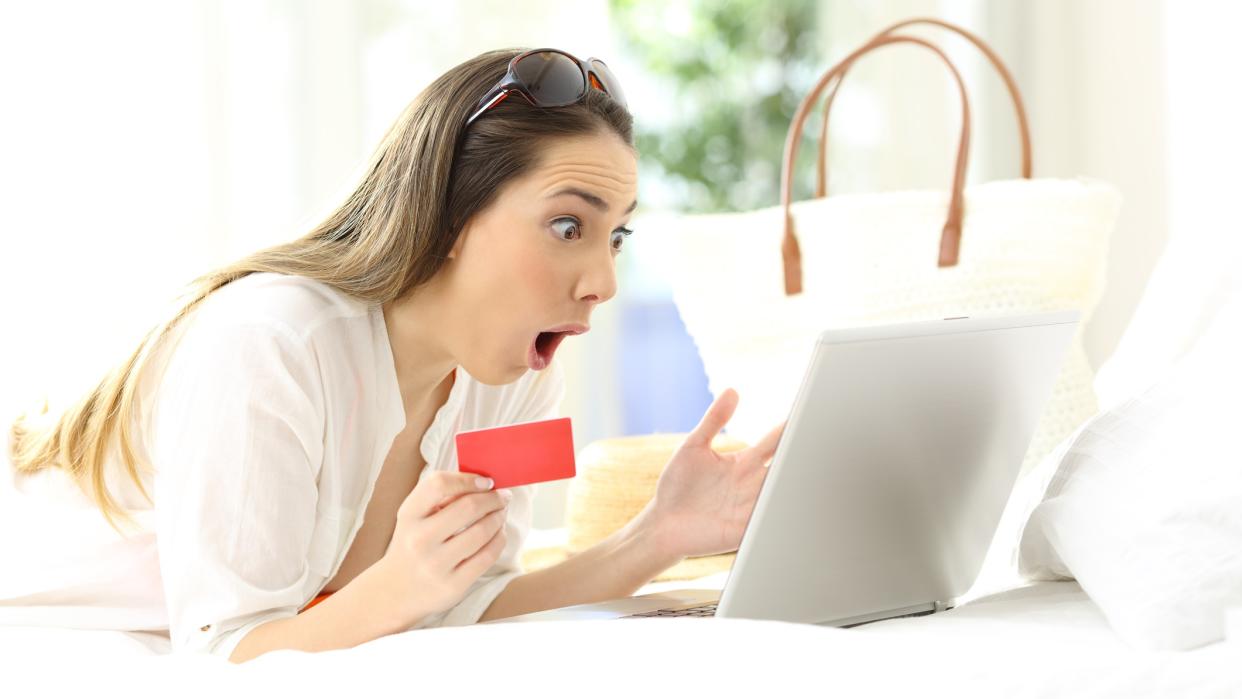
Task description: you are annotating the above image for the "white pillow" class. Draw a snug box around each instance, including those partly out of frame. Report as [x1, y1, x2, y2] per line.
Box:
[1018, 286, 1242, 650]
[1094, 242, 1242, 410]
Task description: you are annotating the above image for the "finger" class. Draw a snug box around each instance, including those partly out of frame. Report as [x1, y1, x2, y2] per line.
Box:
[429, 490, 510, 541]
[442, 507, 507, 566]
[453, 523, 507, 581]
[439, 486, 511, 526]
[430, 493, 469, 515]
[685, 388, 739, 448]
[406, 471, 494, 519]
[744, 419, 787, 467]
[430, 489, 472, 515]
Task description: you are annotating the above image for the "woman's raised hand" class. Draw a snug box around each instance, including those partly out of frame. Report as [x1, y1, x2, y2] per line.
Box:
[379, 471, 511, 625]
[638, 389, 786, 560]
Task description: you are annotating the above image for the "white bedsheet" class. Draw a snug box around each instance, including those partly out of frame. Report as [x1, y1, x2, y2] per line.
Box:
[2, 582, 1236, 698]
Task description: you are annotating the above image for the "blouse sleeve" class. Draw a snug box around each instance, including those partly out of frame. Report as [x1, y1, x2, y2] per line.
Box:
[148, 316, 326, 659]
[413, 357, 567, 629]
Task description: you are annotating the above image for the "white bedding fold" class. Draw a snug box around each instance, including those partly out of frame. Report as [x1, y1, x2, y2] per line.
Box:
[3, 582, 1235, 698]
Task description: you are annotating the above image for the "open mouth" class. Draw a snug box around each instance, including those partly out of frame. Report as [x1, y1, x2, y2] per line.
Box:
[529, 331, 568, 370]
[528, 325, 587, 370]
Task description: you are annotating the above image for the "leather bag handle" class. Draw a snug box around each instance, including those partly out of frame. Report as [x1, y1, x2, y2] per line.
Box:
[815, 17, 1032, 197]
[780, 35, 971, 296]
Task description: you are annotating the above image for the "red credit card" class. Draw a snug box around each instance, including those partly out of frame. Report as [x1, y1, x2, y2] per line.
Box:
[455, 417, 576, 489]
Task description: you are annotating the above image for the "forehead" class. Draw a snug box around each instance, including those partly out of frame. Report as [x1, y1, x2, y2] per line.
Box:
[517, 132, 637, 202]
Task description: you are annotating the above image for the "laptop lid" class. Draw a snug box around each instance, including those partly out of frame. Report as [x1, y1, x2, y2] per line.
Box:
[716, 310, 1080, 626]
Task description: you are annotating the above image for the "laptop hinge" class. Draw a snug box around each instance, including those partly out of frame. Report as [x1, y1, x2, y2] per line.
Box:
[832, 601, 938, 628]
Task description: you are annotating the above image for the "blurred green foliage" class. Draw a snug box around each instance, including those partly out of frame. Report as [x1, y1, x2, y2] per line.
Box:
[611, 0, 823, 214]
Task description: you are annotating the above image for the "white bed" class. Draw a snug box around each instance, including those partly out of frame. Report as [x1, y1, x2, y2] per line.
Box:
[2, 576, 1237, 697]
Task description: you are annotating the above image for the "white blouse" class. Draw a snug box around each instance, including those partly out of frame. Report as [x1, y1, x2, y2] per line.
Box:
[0, 272, 564, 660]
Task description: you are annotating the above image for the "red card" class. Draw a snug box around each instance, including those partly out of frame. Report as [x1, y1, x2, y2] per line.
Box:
[455, 417, 576, 489]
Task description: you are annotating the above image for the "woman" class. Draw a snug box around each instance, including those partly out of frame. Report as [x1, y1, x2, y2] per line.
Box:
[0, 48, 785, 663]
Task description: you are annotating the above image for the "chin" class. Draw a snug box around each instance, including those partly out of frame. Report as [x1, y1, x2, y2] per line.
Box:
[467, 363, 534, 387]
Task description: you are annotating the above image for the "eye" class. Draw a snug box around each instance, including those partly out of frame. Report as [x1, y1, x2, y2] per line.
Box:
[611, 226, 634, 253]
[550, 216, 581, 241]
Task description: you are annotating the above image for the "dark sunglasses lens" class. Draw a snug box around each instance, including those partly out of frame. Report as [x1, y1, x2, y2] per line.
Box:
[589, 59, 626, 107]
[513, 51, 585, 106]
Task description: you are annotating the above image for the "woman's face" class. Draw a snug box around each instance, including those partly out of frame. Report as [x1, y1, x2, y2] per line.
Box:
[443, 129, 638, 385]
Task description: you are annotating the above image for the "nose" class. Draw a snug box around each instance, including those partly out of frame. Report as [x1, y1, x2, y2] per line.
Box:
[576, 244, 619, 307]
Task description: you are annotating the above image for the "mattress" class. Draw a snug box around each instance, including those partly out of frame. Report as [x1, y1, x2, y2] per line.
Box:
[2, 581, 1236, 697]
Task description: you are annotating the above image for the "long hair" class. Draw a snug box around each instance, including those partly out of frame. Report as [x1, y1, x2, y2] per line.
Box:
[7, 48, 633, 535]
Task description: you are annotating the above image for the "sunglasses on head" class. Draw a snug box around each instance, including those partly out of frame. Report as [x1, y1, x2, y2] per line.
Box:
[464, 48, 627, 128]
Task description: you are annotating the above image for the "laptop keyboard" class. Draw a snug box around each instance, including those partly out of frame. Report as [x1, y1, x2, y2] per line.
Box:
[623, 602, 718, 618]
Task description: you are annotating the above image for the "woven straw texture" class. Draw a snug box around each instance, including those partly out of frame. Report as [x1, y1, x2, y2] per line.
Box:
[520, 432, 749, 582]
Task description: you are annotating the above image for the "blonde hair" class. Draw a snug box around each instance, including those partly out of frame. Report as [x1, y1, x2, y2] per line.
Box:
[7, 48, 633, 535]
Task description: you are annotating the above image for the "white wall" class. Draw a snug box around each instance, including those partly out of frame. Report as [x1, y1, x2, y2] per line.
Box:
[1091, 2, 1242, 405]
[1001, 0, 1170, 370]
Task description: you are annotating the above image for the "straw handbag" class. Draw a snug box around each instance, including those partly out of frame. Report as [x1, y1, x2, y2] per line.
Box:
[646, 18, 1122, 477]
[520, 432, 750, 581]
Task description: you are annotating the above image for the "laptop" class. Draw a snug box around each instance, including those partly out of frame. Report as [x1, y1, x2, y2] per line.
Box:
[488, 310, 1080, 627]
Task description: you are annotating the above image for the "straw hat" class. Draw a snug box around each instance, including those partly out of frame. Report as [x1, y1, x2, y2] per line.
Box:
[519, 432, 750, 582]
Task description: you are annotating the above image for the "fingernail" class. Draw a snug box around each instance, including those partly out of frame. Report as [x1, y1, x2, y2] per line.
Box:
[475, 476, 494, 490]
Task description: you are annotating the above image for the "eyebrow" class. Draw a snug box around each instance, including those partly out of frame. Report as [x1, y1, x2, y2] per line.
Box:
[548, 187, 638, 215]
